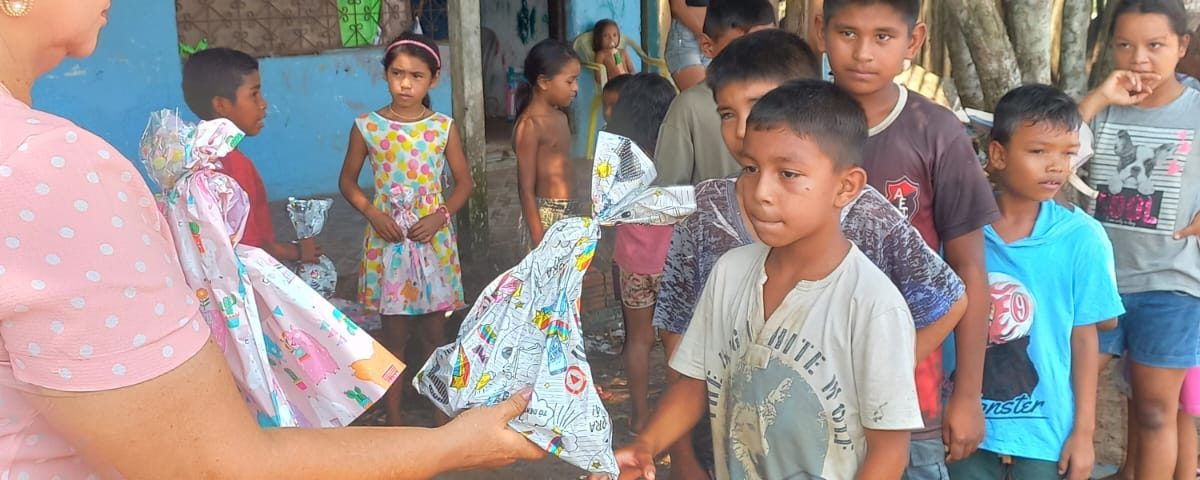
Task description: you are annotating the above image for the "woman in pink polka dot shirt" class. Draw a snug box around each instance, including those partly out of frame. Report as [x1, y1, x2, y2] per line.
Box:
[0, 1, 543, 478]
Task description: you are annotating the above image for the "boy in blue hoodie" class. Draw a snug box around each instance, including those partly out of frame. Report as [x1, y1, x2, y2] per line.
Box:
[947, 85, 1124, 480]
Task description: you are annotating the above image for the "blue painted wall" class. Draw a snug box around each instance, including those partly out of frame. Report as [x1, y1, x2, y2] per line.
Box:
[34, 0, 451, 200]
[566, 0, 645, 157]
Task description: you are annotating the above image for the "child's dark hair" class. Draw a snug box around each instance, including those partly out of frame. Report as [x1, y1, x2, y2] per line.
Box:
[591, 19, 620, 53]
[707, 30, 820, 96]
[1110, 0, 1191, 37]
[702, 0, 777, 39]
[382, 32, 442, 108]
[822, 0, 921, 31]
[516, 39, 580, 116]
[747, 80, 868, 169]
[182, 47, 259, 120]
[991, 84, 1081, 146]
[603, 74, 633, 95]
[603, 73, 677, 156]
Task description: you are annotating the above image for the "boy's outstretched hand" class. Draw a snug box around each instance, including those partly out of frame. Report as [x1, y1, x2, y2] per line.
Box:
[1058, 433, 1094, 480]
[587, 441, 657, 480]
[299, 242, 324, 264]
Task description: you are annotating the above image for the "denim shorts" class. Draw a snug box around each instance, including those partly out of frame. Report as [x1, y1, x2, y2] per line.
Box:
[1099, 291, 1200, 369]
[903, 437, 949, 480]
[665, 19, 710, 75]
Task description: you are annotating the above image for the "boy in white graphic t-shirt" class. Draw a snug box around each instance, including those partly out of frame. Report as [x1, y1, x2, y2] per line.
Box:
[605, 80, 923, 480]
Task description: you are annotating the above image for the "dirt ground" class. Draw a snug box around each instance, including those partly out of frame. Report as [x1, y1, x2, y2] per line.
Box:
[277, 126, 1185, 479]
[344, 317, 1146, 479]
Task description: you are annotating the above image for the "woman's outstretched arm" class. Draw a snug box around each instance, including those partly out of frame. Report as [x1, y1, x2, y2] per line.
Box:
[26, 340, 544, 480]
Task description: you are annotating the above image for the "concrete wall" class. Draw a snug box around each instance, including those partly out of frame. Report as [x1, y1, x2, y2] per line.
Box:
[480, 0, 551, 116]
[34, 0, 452, 201]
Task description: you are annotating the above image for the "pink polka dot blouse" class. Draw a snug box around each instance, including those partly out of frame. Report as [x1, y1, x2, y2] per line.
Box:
[0, 93, 211, 477]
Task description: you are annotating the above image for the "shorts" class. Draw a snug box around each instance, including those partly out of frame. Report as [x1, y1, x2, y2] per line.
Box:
[1098, 291, 1200, 369]
[665, 19, 710, 75]
[618, 268, 662, 309]
[903, 437, 949, 480]
[946, 449, 1062, 480]
[519, 197, 576, 250]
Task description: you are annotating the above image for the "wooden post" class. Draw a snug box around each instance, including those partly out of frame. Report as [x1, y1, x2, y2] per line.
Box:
[448, 0, 489, 273]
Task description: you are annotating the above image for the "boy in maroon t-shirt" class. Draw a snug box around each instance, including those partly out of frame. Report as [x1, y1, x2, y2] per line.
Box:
[819, 0, 1000, 477]
[182, 48, 322, 263]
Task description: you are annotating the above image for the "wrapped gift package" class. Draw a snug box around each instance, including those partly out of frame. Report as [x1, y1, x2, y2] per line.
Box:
[415, 132, 696, 477]
[140, 110, 403, 428]
[286, 197, 338, 298]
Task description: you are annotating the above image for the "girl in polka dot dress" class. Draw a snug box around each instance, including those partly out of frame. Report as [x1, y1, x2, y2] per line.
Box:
[339, 32, 474, 425]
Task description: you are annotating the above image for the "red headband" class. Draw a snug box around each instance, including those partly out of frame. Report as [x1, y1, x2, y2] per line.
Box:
[385, 40, 441, 68]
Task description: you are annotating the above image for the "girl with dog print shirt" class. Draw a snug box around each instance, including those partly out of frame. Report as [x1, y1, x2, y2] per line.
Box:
[1079, 0, 1200, 476]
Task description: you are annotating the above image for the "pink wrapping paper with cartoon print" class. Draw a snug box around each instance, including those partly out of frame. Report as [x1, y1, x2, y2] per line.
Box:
[140, 110, 403, 427]
[415, 132, 695, 477]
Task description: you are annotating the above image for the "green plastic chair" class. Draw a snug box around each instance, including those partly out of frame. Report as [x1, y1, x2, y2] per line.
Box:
[572, 32, 675, 160]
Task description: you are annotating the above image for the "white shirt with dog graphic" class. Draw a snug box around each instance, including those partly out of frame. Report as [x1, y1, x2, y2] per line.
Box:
[671, 243, 924, 480]
[1087, 87, 1200, 296]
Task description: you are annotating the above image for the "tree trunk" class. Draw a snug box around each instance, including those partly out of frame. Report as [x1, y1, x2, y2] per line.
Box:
[783, 0, 806, 38]
[1058, 0, 1090, 97]
[947, 0, 1022, 109]
[943, 0, 985, 109]
[1051, 0, 1064, 78]
[1089, 0, 1122, 88]
[923, 0, 946, 77]
[448, 0, 490, 280]
[1005, 0, 1053, 84]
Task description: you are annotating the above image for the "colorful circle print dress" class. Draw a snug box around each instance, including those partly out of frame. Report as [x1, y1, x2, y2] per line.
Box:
[356, 112, 466, 316]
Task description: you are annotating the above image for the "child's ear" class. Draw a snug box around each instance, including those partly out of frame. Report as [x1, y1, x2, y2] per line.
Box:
[906, 22, 928, 61]
[211, 96, 233, 119]
[699, 33, 715, 58]
[813, 14, 826, 52]
[536, 74, 551, 92]
[987, 140, 1008, 173]
[835, 166, 867, 208]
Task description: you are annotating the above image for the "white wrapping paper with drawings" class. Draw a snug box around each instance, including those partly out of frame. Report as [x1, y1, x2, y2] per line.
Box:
[414, 132, 696, 477]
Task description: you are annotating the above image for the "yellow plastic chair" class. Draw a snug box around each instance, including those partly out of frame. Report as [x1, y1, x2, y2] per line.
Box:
[572, 32, 675, 159]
